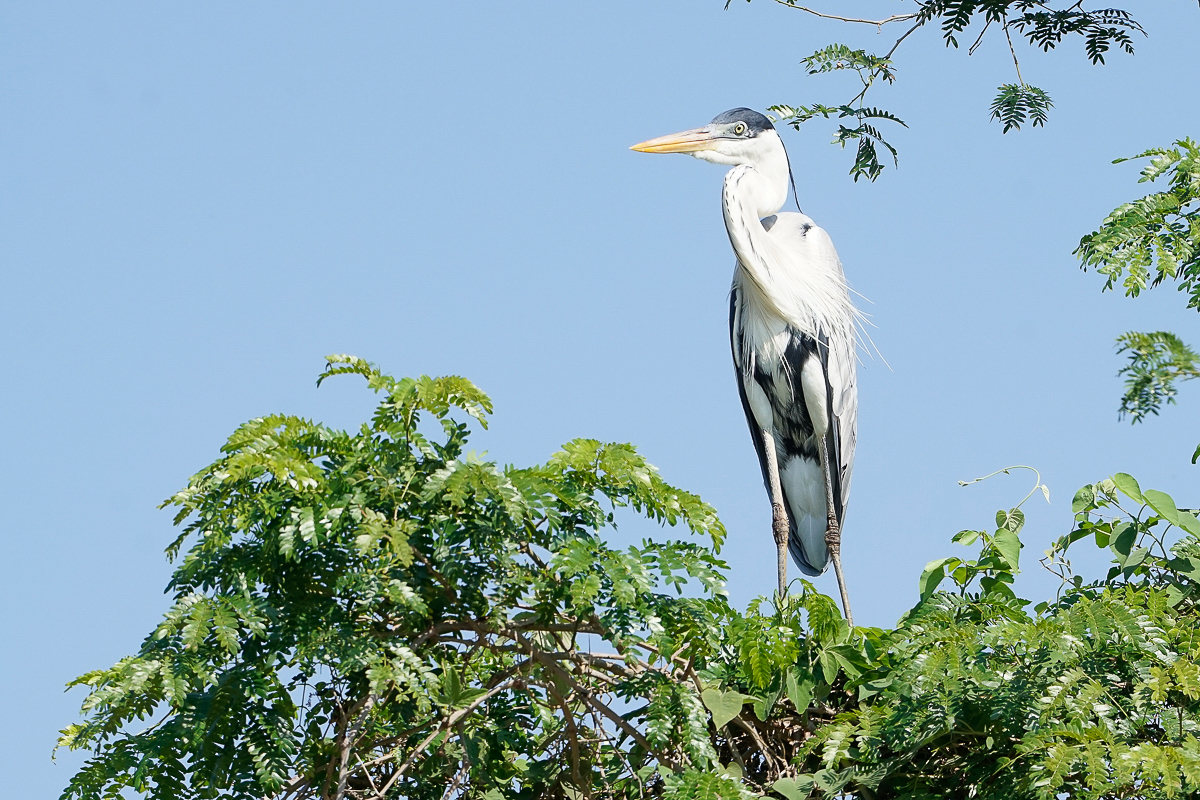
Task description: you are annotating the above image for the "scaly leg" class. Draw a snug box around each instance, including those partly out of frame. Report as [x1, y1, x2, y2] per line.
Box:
[760, 430, 789, 601]
[817, 436, 853, 627]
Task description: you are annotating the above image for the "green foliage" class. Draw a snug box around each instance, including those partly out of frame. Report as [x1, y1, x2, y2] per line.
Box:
[1113, 331, 1200, 423]
[760, 1, 1146, 178]
[1075, 139, 1200, 429]
[1076, 138, 1200, 309]
[916, 2, 1144, 61]
[989, 83, 1052, 133]
[770, 44, 906, 183]
[60, 359, 1200, 798]
[59, 358, 732, 799]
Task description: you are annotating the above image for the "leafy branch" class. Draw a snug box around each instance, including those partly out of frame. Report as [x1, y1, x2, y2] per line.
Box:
[1076, 138, 1200, 309]
[756, 1, 1146, 179]
[1113, 331, 1200, 423]
[770, 43, 911, 182]
[919, 465, 1050, 603]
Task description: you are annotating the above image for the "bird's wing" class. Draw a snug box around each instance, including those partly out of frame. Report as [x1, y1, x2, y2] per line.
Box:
[729, 282, 772, 494]
[770, 213, 858, 520]
[817, 329, 856, 522]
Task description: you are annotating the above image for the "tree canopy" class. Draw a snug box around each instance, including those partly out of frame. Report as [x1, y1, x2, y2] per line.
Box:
[58, 357, 1200, 799]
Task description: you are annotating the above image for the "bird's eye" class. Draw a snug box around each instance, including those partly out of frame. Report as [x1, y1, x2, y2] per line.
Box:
[733, 122, 748, 135]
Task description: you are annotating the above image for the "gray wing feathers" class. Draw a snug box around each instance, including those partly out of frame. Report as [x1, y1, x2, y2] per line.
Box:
[823, 330, 857, 518]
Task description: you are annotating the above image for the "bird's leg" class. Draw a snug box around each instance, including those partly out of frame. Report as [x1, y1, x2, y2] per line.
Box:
[817, 436, 853, 627]
[760, 430, 790, 603]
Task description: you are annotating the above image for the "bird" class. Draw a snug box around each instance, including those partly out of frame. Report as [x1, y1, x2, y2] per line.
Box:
[631, 108, 858, 624]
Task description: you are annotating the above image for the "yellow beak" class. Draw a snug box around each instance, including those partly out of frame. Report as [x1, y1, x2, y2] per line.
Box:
[630, 126, 719, 154]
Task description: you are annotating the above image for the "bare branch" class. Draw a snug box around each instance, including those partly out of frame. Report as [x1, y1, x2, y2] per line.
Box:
[884, 19, 924, 60]
[1004, 22, 1026, 85]
[534, 652, 678, 771]
[335, 694, 377, 800]
[969, 17, 994, 55]
[769, 0, 917, 28]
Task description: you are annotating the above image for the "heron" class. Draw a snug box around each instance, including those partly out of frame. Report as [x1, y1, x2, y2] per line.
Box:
[632, 108, 858, 624]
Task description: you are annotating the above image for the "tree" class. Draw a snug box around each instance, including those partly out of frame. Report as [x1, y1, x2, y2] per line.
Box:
[58, 357, 1200, 799]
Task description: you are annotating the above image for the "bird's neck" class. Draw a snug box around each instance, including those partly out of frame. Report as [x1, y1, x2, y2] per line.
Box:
[720, 143, 794, 322]
[722, 141, 790, 220]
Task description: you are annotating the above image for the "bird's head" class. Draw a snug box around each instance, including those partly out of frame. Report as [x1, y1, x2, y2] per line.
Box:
[630, 107, 782, 168]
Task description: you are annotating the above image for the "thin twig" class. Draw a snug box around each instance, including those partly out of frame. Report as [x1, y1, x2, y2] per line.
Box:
[1004, 23, 1025, 85]
[968, 17, 993, 55]
[546, 682, 586, 795]
[353, 752, 383, 798]
[730, 715, 784, 772]
[884, 19, 924, 60]
[769, 0, 917, 28]
[535, 653, 676, 771]
[372, 679, 515, 794]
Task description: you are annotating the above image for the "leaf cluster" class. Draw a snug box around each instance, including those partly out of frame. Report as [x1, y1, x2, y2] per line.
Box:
[916, 1, 1144, 62]
[762, 1, 1147, 178]
[1076, 139, 1200, 310]
[989, 83, 1052, 133]
[1112, 331, 1200, 427]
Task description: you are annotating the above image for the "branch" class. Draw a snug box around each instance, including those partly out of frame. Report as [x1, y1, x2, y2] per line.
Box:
[534, 652, 679, 771]
[769, 1, 917, 27]
[364, 679, 518, 797]
[1004, 22, 1025, 85]
[335, 694, 376, 800]
[884, 19, 924, 60]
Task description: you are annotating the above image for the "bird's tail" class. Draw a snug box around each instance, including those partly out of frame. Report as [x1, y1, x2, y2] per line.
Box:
[788, 512, 830, 577]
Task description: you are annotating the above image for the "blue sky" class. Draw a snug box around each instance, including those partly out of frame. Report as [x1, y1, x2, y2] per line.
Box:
[3, 2, 1197, 794]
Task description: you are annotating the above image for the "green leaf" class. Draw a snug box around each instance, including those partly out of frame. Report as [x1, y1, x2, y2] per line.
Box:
[993, 528, 1023, 573]
[1122, 546, 1149, 570]
[818, 648, 839, 684]
[753, 683, 783, 721]
[786, 667, 814, 712]
[1144, 489, 1182, 526]
[814, 767, 854, 794]
[918, 557, 954, 600]
[952, 529, 982, 546]
[772, 776, 815, 800]
[1072, 485, 1095, 514]
[700, 688, 753, 730]
[997, 508, 1025, 533]
[1111, 523, 1137, 557]
[1179, 511, 1200, 537]
[1112, 473, 1145, 504]
[857, 676, 894, 702]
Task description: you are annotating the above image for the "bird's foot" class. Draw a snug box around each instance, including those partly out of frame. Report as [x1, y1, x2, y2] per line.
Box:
[824, 521, 852, 627]
[772, 506, 789, 547]
[772, 503, 789, 600]
[824, 521, 841, 553]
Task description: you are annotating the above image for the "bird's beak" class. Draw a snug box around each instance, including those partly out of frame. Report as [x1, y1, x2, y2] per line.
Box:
[630, 126, 719, 154]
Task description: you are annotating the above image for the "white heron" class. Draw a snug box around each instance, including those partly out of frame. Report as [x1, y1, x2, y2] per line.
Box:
[632, 108, 858, 624]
